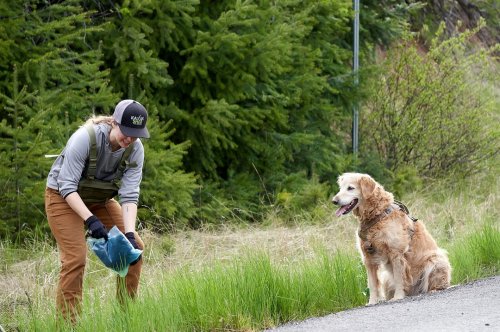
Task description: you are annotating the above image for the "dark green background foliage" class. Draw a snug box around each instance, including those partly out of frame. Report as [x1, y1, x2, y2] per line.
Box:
[0, 0, 497, 240]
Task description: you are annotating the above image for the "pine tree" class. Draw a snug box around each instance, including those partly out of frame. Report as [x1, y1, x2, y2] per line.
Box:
[0, 0, 117, 240]
[84, 0, 199, 229]
[0, 65, 50, 238]
[138, 108, 198, 232]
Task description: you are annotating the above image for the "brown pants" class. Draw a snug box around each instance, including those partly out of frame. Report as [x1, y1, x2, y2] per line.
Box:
[45, 188, 144, 322]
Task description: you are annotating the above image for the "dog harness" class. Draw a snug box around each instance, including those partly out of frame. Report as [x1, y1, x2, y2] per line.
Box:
[358, 200, 418, 241]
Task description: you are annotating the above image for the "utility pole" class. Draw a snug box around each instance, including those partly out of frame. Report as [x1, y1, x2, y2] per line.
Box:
[352, 0, 360, 155]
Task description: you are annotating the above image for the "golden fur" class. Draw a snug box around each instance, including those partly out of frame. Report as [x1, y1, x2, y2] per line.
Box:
[332, 172, 451, 305]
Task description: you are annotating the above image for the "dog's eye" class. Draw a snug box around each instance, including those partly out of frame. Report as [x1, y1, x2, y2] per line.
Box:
[347, 186, 355, 191]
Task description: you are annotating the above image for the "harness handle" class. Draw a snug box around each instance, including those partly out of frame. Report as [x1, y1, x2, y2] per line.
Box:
[394, 200, 418, 222]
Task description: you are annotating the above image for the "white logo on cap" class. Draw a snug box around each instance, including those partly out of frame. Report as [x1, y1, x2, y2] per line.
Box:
[131, 115, 144, 126]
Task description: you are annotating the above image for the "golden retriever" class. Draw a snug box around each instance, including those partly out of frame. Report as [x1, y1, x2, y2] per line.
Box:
[332, 172, 451, 305]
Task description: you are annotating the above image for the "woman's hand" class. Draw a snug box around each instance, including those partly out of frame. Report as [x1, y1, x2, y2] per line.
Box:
[85, 215, 108, 240]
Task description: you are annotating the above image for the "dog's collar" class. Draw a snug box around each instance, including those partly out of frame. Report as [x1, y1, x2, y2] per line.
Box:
[358, 206, 394, 241]
[358, 201, 418, 241]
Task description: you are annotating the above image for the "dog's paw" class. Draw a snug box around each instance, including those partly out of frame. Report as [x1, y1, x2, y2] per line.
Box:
[390, 293, 405, 301]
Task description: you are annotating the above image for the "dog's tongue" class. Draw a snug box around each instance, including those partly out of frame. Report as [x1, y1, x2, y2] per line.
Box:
[335, 205, 349, 217]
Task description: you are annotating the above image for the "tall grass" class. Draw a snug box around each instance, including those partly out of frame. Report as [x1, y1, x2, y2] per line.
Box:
[449, 223, 500, 284]
[11, 250, 366, 331]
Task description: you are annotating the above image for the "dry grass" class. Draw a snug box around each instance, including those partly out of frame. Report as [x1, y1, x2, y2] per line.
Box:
[401, 169, 499, 245]
[151, 220, 356, 267]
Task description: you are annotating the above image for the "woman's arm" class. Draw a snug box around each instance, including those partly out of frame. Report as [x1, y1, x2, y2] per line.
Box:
[122, 202, 138, 233]
[65, 192, 93, 221]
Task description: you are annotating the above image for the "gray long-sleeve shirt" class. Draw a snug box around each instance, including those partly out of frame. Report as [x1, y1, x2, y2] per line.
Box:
[46, 122, 144, 205]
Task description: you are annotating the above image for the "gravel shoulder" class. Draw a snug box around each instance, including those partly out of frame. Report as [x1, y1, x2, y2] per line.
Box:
[266, 275, 500, 332]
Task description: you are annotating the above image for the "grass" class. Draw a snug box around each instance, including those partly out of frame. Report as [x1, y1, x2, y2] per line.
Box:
[5, 224, 499, 332]
[6, 250, 366, 331]
[449, 223, 500, 284]
[1, 166, 499, 331]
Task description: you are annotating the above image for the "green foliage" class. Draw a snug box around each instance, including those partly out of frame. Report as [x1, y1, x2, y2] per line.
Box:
[0, 1, 197, 239]
[0, 68, 63, 238]
[273, 173, 331, 223]
[361, 22, 499, 180]
[190, 172, 266, 228]
[450, 224, 500, 284]
[161, 0, 410, 222]
[358, 0, 421, 48]
[387, 165, 423, 198]
[95, 1, 177, 96]
[138, 105, 198, 232]
[18, 1, 117, 124]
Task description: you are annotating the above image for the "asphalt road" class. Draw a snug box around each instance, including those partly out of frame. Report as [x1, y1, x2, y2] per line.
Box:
[266, 275, 500, 332]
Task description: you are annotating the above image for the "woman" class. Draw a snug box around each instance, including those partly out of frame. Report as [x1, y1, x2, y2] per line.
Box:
[45, 99, 149, 322]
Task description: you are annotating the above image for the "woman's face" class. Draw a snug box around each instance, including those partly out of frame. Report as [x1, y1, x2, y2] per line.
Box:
[110, 123, 138, 150]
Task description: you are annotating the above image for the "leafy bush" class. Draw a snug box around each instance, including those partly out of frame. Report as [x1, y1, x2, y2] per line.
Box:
[273, 173, 331, 224]
[361, 22, 499, 179]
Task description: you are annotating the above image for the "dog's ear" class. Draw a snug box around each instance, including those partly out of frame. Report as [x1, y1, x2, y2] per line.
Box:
[359, 175, 376, 199]
[337, 174, 344, 186]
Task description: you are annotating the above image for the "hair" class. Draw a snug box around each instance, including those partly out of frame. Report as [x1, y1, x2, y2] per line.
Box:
[84, 115, 115, 126]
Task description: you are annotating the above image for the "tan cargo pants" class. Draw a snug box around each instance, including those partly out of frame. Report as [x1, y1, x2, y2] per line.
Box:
[45, 187, 144, 322]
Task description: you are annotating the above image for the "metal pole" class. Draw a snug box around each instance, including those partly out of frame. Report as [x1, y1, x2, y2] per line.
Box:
[353, 0, 360, 155]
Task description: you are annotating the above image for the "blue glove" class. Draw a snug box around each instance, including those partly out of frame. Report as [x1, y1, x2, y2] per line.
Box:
[125, 232, 142, 265]
[85, 215, 108, 241]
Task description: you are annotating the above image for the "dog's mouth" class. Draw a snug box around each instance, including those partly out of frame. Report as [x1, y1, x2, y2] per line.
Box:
[335, 199, 359, 217]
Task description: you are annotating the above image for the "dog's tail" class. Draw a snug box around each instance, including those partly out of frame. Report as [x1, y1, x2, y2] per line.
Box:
[412, 249, 452, 294]
[413, 263, 435, 294]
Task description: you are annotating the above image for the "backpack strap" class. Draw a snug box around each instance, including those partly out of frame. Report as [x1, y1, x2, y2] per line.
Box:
[84, 123, 138, 183]
[84, 124, 97, 180]
[112, 144, 137, 185]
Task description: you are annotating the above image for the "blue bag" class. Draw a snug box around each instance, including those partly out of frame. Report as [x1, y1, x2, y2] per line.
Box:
[87, 226, 142, 277]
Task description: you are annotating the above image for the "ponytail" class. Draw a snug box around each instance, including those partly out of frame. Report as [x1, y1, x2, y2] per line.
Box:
[84, 115, 114, 126]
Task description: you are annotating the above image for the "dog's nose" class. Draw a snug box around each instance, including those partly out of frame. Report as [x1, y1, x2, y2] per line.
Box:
[332, 197, 339, 205]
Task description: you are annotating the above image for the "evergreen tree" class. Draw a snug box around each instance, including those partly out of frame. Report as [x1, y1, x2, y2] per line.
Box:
[166, 0, 411, 221]
[138, 107, 198, 232]
[86, 0, 199, 229]
[0, 0, 117, 239]
[0, 66, 50, 238]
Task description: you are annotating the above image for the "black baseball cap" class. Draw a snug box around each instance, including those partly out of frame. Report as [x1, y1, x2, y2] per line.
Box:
[113, 100, 150, 138]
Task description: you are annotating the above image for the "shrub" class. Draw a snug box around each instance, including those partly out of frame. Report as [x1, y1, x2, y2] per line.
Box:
[361, 22, 499, 179]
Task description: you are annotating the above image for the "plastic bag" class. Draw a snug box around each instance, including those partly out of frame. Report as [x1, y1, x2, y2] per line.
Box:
[87, 226, 142, 277]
